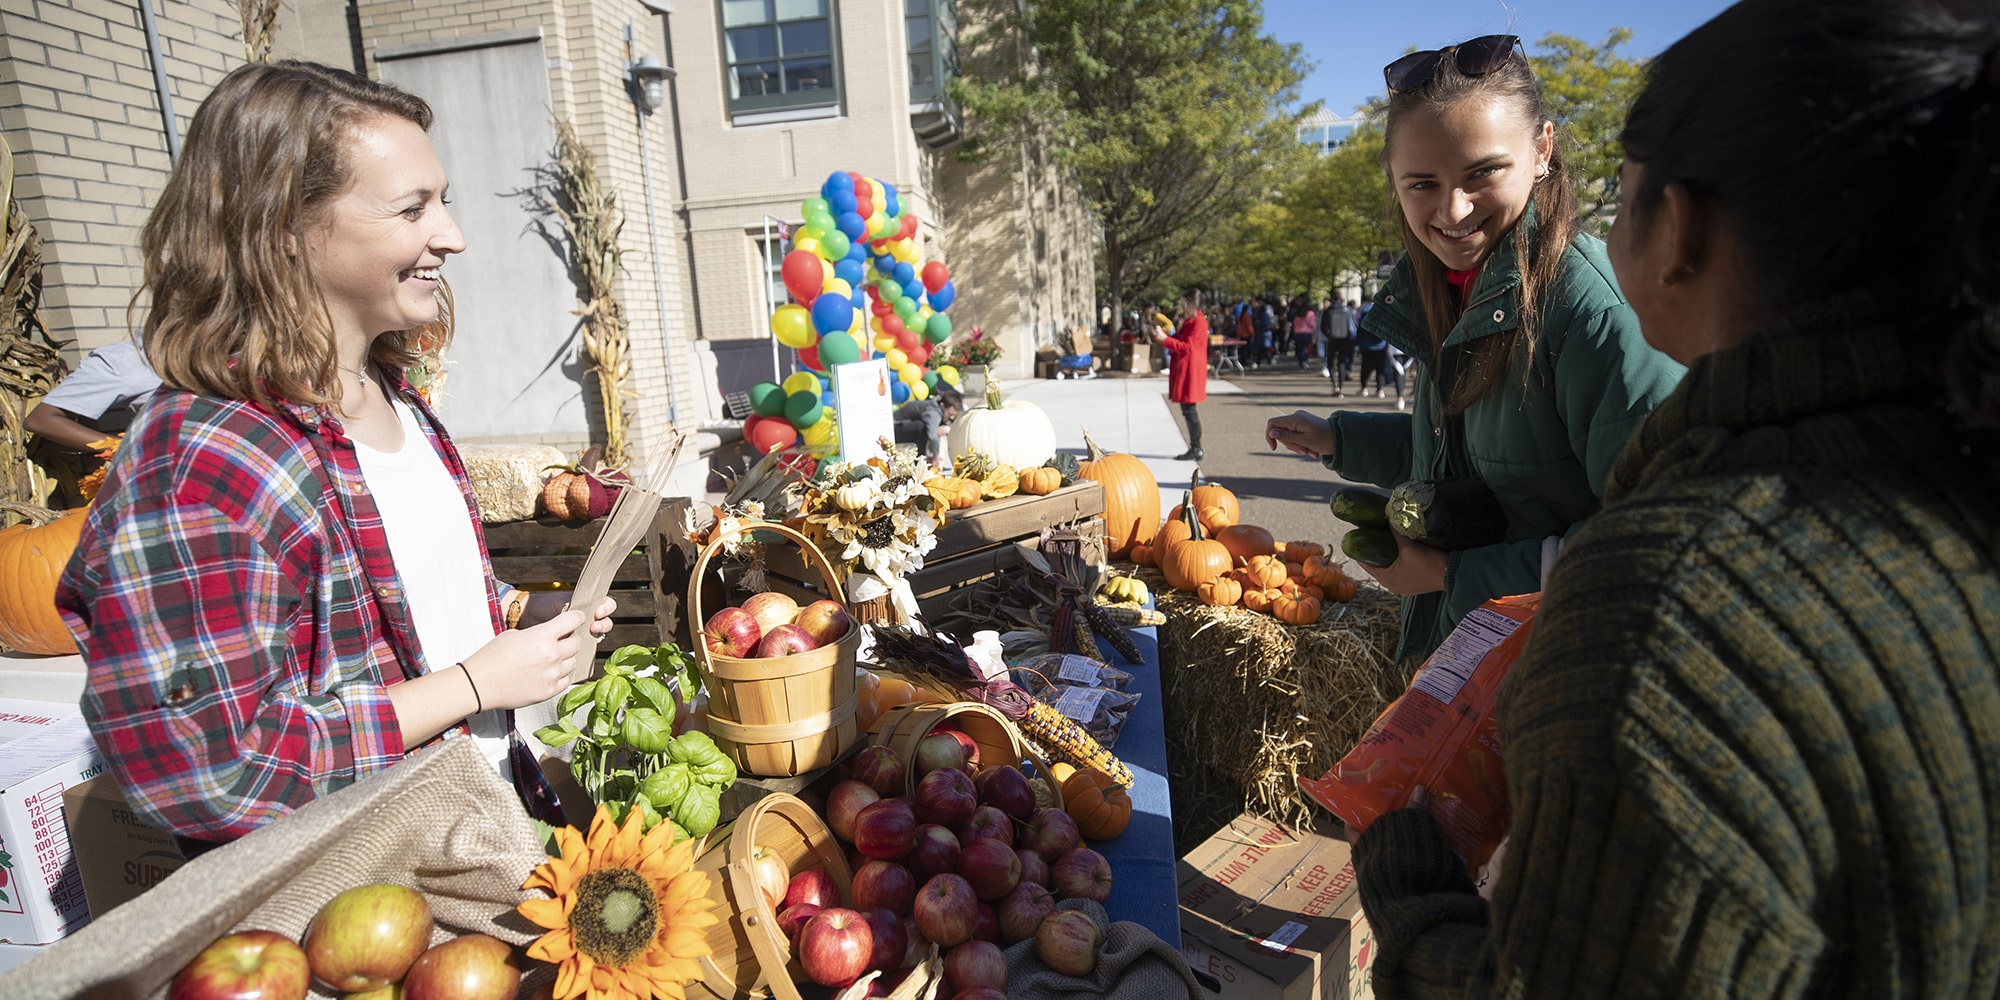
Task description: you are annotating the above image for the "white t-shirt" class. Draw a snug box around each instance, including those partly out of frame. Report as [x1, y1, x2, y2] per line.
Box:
[353, 397, 510, 773]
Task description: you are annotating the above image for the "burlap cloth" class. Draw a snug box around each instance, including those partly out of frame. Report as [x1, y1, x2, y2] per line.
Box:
[1003, 898, 1207, 1000]
[0, 738, 549, 1000]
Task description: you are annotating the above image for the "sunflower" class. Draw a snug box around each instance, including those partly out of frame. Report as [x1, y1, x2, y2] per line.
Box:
[519, 805, 720, 1000]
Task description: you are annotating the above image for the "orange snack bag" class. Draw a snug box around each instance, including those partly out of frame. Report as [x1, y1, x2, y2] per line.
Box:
[1301, 593, 1539, 877]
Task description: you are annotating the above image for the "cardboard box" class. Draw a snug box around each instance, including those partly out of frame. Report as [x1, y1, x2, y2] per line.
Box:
[1065, 327, 1093, 356]
[0, 698, 106, 943]
[62, 776, 185, 918]
[1177, 813, 1373, 999]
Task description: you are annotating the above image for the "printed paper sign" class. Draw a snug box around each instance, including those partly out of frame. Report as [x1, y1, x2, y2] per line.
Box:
[834, 359, 896, 464]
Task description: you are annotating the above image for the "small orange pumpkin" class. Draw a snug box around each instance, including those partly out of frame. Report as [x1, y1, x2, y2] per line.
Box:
[1162, 503, 1233, 592]
[1241, 555, 1288, 590]
[0, 505, 86, 655]
[1273, 594, 1322, 626]
[1189, 474, 1240, 529]
[1197, 575, 1243, 607]
[1323, 574, 1359, 602]
[1129, 540, 1157, 567]
[1019, 466, 1063, 495]
[1214, 523, 1276, 562]
[1242, 588, 1276, 613]
[1283, 540, 1327, 561]
[1062, 768, 1134, 840]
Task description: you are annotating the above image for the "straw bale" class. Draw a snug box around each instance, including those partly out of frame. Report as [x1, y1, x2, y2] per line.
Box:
[462, 443, 567, 523]
[1151, 567, 1404, 851]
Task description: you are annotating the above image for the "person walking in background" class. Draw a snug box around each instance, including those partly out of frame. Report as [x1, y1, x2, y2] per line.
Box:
[1288, 294, 1319, 367]
[1321, 296, 1354, 394]
[1262, 29, 1683, 667]
[1155, 287, 1209, 461]
[1355, 322, 1393, 397]
[1249, 294, 1276, 367]
[1351, 2, 2000, 994]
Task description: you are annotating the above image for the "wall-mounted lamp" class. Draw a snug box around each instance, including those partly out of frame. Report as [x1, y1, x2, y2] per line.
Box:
[628, 54, 675, 114]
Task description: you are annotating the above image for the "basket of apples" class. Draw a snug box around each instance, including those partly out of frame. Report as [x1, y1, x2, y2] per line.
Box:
[693, 522, 863, 778]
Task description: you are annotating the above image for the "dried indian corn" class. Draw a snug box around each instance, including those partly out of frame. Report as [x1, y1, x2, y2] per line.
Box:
[1019, 700, 1133, 788]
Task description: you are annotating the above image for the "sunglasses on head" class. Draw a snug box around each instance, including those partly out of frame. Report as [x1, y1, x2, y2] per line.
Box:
[1384, 34, 1523, 95]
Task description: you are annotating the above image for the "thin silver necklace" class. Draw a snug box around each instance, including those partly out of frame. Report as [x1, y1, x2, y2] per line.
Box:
[341, 362, 369, 386]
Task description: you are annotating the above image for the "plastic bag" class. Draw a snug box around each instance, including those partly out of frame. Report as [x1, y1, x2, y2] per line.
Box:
[1014, 652, 1134, 691]
[1301, 592, 1539, 878]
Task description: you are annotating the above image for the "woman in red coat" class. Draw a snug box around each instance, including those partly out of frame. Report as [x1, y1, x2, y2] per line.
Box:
[1155, 287, 1209, 461]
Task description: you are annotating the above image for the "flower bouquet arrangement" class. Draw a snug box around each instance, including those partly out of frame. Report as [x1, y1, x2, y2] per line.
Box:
[797, 449, 943, 624]
[931, 325, 1001, 370]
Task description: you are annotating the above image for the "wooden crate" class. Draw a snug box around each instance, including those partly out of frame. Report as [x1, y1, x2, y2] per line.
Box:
[481, 497, 690, 668]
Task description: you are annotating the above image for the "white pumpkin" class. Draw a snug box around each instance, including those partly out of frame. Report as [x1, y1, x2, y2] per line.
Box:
[946, 378, 1057, 471]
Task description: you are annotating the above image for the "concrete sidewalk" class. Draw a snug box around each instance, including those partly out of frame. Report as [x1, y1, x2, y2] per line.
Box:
[1002, 371, 1244, 519]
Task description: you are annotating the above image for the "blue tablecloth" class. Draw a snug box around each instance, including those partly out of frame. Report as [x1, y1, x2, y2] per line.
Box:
[1088, 613, 1179, 944]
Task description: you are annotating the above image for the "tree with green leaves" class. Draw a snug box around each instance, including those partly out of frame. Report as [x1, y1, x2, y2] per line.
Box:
[951, 0, 1315, 326]
[1530, 30, 1646, 234]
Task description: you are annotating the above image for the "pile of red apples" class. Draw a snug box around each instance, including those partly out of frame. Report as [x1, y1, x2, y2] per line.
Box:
[703, 592, 853, 659]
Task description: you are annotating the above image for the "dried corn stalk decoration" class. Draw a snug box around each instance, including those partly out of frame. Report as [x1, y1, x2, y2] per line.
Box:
[0, 133, 67, 507]
[543, 119, 632, 469]
[238, 0, 280, 63]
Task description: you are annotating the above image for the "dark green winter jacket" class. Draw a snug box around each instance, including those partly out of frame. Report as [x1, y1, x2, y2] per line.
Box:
[1329, 219, 1684, 663]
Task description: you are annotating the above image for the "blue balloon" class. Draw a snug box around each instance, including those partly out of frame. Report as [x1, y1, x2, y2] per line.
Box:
[836, 212, 866, 240]
[822, 389, 836, 407]
[875, 255, 898, 273]
[891, 379, 910, 404]
[892, 262, 916, 284]
[882, 181, 901, 218]
[821, 172, 854, 197]
[852, 287, 868, 310]
[847, 241, 870, 261]
[902, 280, 925, 302]
[930, 281, 956, 312]
[833, 258, 865, 286]
[811, 292, 854, 335]
[831, 191, 858, 215]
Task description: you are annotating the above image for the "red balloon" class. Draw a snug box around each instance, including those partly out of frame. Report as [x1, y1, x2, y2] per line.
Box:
[870, 297, 894, 317]
[881, 315, 905, 338]
[847, 171, 867, 192]
[746, 416, 798, 454]
[907, 341, 930, 366]
[921, 261, 950, 294]
[782, 251, 823, 305]
[798, 343, 825, 371]
[899, 215, 920, 240]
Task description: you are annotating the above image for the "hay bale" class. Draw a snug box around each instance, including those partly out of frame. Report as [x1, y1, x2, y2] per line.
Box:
[462, 443, 567, 523]
[1152, 567, 1402, 849]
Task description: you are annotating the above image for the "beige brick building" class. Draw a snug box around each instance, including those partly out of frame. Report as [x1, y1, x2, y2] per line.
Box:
[1, 0, 1094, 483]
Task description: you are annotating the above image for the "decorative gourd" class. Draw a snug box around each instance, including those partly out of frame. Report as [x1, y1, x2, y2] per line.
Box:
[1196, 575, 1243, 607]
[1161, 503, 1232, 592]
[1214, 524, 1276, 562]
[0, 504, 87, 655]
[1241, 555, 1288, 590]
[1061, 768, 1133, 840]
[946, 378, 1058, 471]
[539, 451, 629, 522]
[1018, 466, 1062, 496]
[980, 464, 1020, 500]
[1242, 588, 1276, 613]
[1078, 429, 1161, 559]
[1273, 594, 1322, 626]
[1189, 472, 1240, 529]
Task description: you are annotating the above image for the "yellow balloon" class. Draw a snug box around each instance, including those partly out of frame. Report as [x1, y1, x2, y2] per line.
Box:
[885, 348, 909, 368]
[890, 240, 918, 263]
[771, 304, 816, 349]
[869, 316, 886, 335]
[868, 178, 887, 208]
[897, 363, 922, 385]
[784, 372, 821, 396]
[794, 235, 821, 257]
[910, 380, 930, 401]
[936, 364, 959, 386]
[822, 278, 853, 300]
[802, 418, 835, 445]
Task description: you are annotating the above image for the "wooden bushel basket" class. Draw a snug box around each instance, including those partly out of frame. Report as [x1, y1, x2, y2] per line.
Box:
[691, 794, 941, 1000]
[866, 701, 1064, 808]
[692, 522, 862, 777]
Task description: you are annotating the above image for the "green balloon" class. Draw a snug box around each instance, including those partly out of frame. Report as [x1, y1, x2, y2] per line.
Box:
[926, 313, 953, 342]
[801, 197, 830, 219]
[784, 389, 825, 427]
[820, 230, 851, 260]
[895, 297, 919, 321]
[817, 331, 861, 367]
[878, 278, 903, 303]
[748, 381, 788, 418]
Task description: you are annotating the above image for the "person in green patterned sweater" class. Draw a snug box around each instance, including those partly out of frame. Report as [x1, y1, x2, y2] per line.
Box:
[1350, 0, 2000, 996]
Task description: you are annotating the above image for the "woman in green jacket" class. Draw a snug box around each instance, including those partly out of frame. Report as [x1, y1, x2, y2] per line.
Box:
[1353, 0, 2000, 995]
[1265, 35, 1684, 664]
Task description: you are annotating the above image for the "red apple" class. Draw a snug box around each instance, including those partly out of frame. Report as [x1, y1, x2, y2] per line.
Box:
[784, 867, 844, 911]
[703, 607, 762, 658]
[912, 732, 968, 777]
[862, 908, 906, 972]
[854, 798, 919, 860]
[1018, 846, 1050, 889]
[849, 745, 907, 798]
[797, 907, 874, 988]
[956, 805, 1012, 847]
[1024, 806, 1081, 862]
[904, 823, 962, 883]
[1035, 909, 1102, 977]
[973, 902, 1000, 944]
[940, 728, 980, 766]
[748, 843, 791, 911]
[778, 902, 822, 951]
[401, 934, 521, 1000]
[169, 930, 311, 1000]
[1051, 848, 1114, 904]
[912, 873, 979, 948]
[754, 623, 817, 658]
[996, 882, 1056, 944]
[795, 599, 853, 648]
[957, 839, 1022, 901]
[852, 859, 917, 915]
[972, 765, 1036, 821]
[740, 591, 801, 637]
[825, 780, 882, 844]
[302, 882, 434, 992]
[943, 939, 1008, 994]
[914, 767, 978, 827]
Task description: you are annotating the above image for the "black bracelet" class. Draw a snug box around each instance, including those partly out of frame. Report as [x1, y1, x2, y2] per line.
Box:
[457, 662, 483, 714]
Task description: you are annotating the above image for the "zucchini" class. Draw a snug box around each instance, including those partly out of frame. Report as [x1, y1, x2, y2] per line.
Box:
[1341, 526, 1399, 567]
[1385, 478, 1509, 550]
[1329, 487, 1390, 528]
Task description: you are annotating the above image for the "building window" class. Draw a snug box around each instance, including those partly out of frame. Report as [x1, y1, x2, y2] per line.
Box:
[755, 233, 790, 315]
[906, 0, 957, 104]
[722, 0, 838, 116]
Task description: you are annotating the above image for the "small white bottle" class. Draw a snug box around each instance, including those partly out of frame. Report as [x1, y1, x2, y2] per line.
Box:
[966, 630, 1006, 680]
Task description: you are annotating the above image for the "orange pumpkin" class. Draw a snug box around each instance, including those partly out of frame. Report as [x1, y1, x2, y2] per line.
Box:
[1129, 540, 1157, 567]
[1242, 588, 1277, 613]
[1240, 555, 1288, 590]
[1214, 523, 1276, 562]
[1189, 475, 1240, 529]
[1153, 497, 1195, 553]
[1197, 575, 1243, 607]
[0, 506, 87, 655]
[1079, 430, 1161, 558]
[1278, 580, 1325, 601]
[1323, 574, 1359, 602]
[1161, 504, 1232, 592]
[1062, 768, 1134, 840]
[1284, 540, 1327, 561]
[1273, 594, 1322, 626]
[1018, 465, 1063, 495]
